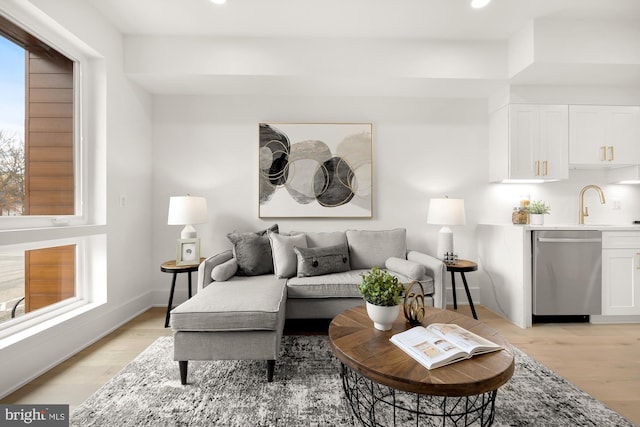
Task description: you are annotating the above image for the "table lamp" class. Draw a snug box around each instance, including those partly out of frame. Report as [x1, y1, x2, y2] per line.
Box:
[427, 197, 466, 260]
[168, 195, 208, 239]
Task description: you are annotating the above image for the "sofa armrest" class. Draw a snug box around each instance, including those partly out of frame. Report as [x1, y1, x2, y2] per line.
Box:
[407, 250, 445, 309]
[197, 250, 233, 292]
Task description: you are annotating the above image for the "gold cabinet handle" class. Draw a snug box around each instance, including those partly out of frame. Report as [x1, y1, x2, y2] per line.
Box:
[543, 160, 548, 176]
[535, 160, 540, 176]
[608, 146, 614, 161]
[601, 146, 607, 161]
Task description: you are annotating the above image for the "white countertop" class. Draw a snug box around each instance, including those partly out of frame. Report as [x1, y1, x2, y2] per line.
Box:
[479, 223, 640, 231]
[527, 224, 640, 231]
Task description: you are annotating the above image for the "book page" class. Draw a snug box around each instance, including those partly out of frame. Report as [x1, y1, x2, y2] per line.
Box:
[427, 324, 501, 355]
[390, 326, 468, 368]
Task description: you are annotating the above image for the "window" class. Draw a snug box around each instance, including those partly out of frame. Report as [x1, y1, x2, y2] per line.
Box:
[0, 32, 24, 216]
[0, 10, 104, 334]
[0, 16, 75, 218]
[0, 245, 75, 325]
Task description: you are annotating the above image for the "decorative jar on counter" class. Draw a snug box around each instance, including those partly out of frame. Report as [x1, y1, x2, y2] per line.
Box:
[512, 207, 529, 224]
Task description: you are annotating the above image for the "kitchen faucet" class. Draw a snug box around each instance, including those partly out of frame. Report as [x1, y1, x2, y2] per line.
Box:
[578, 184, 606, 224]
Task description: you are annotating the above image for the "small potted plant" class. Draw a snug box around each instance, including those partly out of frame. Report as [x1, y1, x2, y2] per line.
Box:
[524, 200, 551, 225]
[358, 266, 405, 331]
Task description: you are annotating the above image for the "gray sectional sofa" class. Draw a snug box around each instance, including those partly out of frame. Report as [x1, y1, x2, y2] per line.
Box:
[170, 226, 445, 384]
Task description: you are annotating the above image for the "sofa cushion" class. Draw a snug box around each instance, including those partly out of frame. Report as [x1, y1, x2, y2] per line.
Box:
[211, 258, 238, 282]
[286, 268, 433, 298]
[286, 269, 366, 298]
[291, 231, 347, 248]
[293, 243, 350, 277]
[389, 270, 435, 296]
[396, 273, 434, 296]
[227, 224, 278, 276]
[346, 228, 407, 270]
[170, 275, 286, 331]
[268, 232, 308, 278]
[385, 257, 425, 280]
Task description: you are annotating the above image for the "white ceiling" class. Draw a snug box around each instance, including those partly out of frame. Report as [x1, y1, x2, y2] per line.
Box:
[87, 0, 640, 40]
[86, 0, 640, 97]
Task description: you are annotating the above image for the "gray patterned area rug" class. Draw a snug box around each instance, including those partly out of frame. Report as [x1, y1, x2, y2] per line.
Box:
[71, 336, 633, 427]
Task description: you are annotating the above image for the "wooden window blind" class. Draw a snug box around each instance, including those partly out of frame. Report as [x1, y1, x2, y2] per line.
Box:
[24, 50, 74, 215]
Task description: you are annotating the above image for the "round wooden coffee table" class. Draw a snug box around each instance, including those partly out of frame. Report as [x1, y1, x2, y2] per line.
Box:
[329, 305, 514, 426]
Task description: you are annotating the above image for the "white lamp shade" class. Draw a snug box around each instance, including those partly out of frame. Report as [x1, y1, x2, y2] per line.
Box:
[168, 196, 208, 225]
[427, 198, 466, 226]
[427, 198, 465, 259]
[168, 196, 208, 239]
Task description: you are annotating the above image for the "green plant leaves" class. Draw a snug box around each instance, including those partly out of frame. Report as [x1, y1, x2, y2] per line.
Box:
[358, 266, 405, 306]
[524, 200, 551, 215]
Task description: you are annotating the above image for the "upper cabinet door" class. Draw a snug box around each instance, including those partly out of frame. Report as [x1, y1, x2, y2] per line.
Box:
[489, 104, 568, 182]
[569, 105, 640, 166]
[508, 104, 539, 179]
[537, 105, 569, 180]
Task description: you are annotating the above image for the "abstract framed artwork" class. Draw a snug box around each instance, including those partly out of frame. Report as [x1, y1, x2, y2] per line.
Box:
[259, 123, 372, 218]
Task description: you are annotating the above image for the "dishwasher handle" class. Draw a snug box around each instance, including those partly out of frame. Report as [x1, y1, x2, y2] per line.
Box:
[537, 237, 602, 244]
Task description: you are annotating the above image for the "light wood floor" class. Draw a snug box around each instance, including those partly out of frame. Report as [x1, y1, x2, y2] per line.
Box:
[2, 305, 639, 425]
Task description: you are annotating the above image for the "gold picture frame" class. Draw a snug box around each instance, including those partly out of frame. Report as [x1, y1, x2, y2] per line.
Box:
[176, 238, 200, 266]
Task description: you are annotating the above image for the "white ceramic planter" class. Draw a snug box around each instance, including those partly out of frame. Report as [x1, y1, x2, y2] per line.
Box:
[530, 214, 544, 225]
[365, 302, 401, 331]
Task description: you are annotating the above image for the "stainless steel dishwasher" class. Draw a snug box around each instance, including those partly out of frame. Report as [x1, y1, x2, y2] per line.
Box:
[532, 230, 602, 321]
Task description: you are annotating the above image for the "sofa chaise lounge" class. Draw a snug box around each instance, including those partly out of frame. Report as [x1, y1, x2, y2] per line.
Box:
[170, 227, 445, 384]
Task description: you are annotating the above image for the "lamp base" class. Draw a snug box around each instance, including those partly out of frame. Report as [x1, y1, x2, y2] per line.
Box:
[436, 226, 453, 260]
[180, 224, 197, 239]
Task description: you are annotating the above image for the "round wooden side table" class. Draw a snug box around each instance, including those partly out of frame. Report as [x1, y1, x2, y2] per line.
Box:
[446, 259, 479, 320]
[160, 258, 204, 328]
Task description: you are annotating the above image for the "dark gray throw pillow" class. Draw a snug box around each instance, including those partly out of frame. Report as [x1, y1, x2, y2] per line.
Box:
[227, 224, 278, 276]
[293, 243, 350, 278]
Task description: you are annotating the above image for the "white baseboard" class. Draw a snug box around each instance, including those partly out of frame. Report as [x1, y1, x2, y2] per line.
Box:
[590, 314, 640, 324]
[445, 285, 480, 306]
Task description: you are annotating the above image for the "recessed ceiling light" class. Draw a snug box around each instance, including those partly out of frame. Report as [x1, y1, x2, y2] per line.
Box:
[211, 0, 227, 4]
[471, 0, 491, 8]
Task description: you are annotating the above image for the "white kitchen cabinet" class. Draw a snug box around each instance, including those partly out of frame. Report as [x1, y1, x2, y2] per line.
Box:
[602, 232, 640, 316]
[489, 104, 568, 182]
[569, 105, 640, 166]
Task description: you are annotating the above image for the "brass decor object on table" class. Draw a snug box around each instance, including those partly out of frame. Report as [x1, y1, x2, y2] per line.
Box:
[403, 280, 425, 325]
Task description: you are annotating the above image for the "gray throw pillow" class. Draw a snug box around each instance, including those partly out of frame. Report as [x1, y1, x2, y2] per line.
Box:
[211, 258, 238, 282]
[290, 230, 347, 248]
[293, 243, 350, 278]
[385, 256, 425, 280]
[269, 231, 308, 278]
[346, 228, 407, 270]
[227, 224, 278, 276]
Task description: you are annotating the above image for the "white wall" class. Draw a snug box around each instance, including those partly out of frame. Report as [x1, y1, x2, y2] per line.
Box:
[151, 95, 489, 304]
[0, 0, 154, 398]
[151, 93, 640, 311]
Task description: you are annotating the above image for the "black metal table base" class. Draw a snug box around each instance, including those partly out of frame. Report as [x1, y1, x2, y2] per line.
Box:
[164, 271, 193, 328]
[451, 271, 478, 320]
[340, 363, 498, 426]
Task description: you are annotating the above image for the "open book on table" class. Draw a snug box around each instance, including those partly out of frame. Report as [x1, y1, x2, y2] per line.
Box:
[390, 323, 503, 370]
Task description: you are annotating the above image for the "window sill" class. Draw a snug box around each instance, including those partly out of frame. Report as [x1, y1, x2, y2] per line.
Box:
[0, 224, 107, 246]
[0, 300, 105, 349]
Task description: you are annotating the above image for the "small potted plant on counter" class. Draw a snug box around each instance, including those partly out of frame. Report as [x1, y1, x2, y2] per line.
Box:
[525, 200, 551, 225]
[358, 266, 405, 331]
